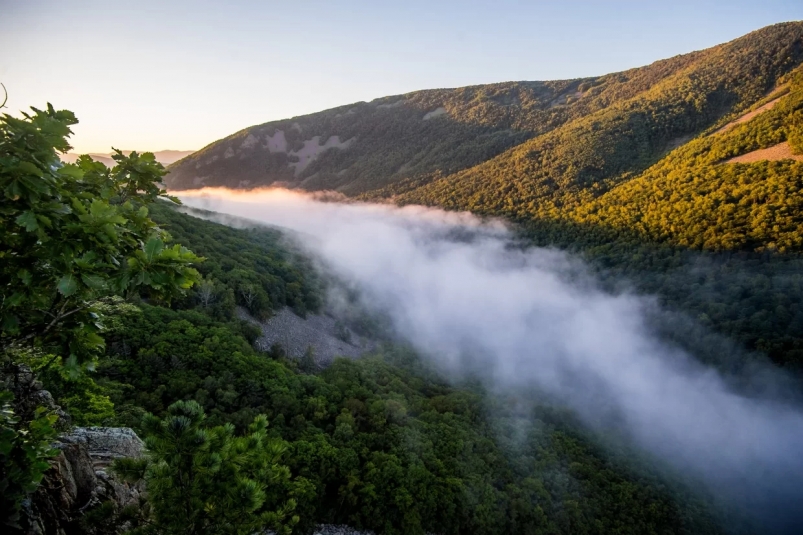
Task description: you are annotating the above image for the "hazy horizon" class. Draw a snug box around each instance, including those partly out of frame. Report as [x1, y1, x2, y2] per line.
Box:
[2, 0, 802, 153]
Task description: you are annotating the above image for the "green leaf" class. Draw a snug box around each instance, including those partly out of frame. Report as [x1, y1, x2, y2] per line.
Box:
[74, 251, 99, 269]
[17, 269, 32, 285]
[144, 238, 164, 262]
[17, 161, 44, 178]
[5, 178, 23, 200]
[63, 355, 81, 378]
[57, 274, 78, 297]
[81, 274, 106, 291]
[15, 211, 38, 232]
[58, 164, 84, 179]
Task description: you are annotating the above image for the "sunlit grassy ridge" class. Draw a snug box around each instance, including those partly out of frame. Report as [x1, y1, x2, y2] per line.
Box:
[390, 23, 803, 252]
[169, 23, 803, 243]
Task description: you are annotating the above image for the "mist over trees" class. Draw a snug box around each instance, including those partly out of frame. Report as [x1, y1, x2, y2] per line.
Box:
[5, 20, 803, 535]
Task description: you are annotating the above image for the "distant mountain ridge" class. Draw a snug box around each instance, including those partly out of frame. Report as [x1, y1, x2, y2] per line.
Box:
[166, 22, 803, 253]
[62, 150, 195, 168]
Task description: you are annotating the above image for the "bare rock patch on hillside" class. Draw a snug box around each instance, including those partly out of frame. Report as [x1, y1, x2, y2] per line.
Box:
[238, 307, 376, 366]
[714, 93, 785, 135]
[723, 141, 803, 163]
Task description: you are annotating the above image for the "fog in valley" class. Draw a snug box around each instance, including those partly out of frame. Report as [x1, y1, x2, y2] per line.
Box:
[177, 187, 803, 531]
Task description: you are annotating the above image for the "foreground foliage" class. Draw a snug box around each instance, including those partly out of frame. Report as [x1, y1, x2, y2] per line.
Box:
[0, 391, 58, 528]
[114, 400, 301, 535]
[0, 104, 201, 371]
[0, 103, 210, 529]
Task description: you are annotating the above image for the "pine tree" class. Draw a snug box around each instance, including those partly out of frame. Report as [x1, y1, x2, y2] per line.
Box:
[115, 400, 300, 535]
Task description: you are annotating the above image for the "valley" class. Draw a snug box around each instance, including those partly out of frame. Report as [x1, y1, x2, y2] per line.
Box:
[165, 22, 803, 371]
[4, 16, 803, 535]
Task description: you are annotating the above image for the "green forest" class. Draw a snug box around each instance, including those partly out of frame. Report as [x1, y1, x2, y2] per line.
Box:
[6, 20, 803, 535]
[164, 22, 803, 371]
[2, 104, 742, 535]
[169, 22, 803, 200]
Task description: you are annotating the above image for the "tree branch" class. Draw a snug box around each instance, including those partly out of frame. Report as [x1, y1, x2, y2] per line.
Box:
[9, 301, 91, 347]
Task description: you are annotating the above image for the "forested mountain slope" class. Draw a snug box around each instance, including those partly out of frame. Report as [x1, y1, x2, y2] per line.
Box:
[167, 22, 803, 203]
[397, 70, 803, 248]
[566, 75, 803, 252]
[95, 205, 735, 535]
[389, 23, 803, 249]
[162, 23, 803, 373]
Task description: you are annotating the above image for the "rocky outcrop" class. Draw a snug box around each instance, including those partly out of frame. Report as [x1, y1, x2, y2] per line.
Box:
[2, 363, 70, 430]
[3, 364, 146, 534]
[23, 427, 145, 534]
[65, 427, 144, 469]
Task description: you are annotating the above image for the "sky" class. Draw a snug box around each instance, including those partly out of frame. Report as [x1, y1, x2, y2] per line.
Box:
[2, 0, 802, 153]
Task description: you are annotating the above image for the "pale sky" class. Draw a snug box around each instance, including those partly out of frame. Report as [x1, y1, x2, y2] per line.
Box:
[2, 0, 801, 154]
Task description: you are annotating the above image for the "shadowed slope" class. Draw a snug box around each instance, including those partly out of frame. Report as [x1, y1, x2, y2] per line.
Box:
[166, 25, 801, 194]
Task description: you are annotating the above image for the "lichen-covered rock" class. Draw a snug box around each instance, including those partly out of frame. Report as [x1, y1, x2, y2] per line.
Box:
[22, 427, 146, 535]
[63, 427, 144, 469]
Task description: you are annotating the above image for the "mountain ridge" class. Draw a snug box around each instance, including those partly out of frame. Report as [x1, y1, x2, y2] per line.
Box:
[166, 22, 803, 253]
[163, 35, 722, 191]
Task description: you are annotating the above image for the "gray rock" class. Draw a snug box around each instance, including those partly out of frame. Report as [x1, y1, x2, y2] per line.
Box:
[238, 306, 377, 366]
[24, 427, 146, 534]
[2, 366, 146, 534]
[64, 426, 145, 469]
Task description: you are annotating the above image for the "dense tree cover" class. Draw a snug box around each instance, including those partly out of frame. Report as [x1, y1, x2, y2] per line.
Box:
[570, 74, 803, 251]
[514, 218, 803, 370]
[100, 304, 285, 429]
[93, 296, 725, 535]
[148, 203, 322, 319]
[0, 105, 307, 534]
[112, 400, 302, 535]
[167, 24, 803, 197]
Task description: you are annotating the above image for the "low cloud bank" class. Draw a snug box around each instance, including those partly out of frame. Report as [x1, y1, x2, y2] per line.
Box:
[178, 188, 803, 532]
